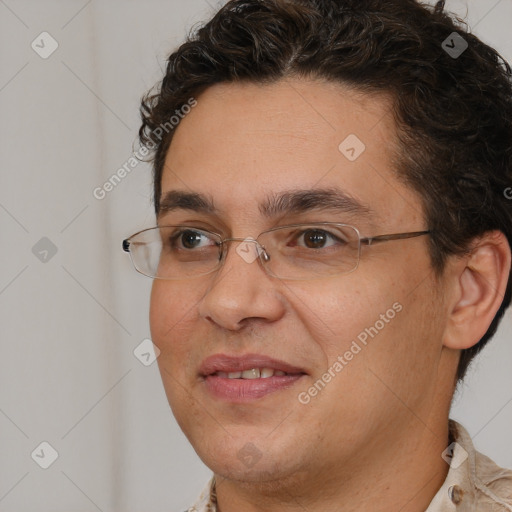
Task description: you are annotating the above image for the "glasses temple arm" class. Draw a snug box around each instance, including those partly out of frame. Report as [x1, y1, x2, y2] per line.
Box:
[360, 230, 431, 246]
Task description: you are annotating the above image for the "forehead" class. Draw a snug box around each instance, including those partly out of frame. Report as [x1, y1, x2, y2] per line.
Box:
[160, 79, 424, 230]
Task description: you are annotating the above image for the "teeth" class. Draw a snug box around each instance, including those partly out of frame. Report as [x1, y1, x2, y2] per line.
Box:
[215, 368, 287, 379]
[242, 368, 261, 379]
[260, 368, 274, 378]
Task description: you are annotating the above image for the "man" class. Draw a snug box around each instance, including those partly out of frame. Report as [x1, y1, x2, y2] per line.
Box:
[123, 0, 512, 510]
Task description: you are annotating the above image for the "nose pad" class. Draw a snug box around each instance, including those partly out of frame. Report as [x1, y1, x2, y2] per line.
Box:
[261, 250, 270, 262]
[216, 238, 273, 280]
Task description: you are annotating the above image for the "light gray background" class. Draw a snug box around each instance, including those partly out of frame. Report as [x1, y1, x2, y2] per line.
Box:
[0, 1, 510, 511]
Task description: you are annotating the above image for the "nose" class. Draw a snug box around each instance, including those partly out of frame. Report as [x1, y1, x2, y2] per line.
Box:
[197, 238, 285, 331]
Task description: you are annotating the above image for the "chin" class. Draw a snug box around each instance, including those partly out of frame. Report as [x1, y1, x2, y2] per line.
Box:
[196, 436, 302, 484]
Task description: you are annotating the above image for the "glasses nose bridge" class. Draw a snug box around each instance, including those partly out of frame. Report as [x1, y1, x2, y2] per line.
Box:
[220, 236, 270, 262]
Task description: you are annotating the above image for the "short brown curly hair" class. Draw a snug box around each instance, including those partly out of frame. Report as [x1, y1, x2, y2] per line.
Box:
[139, 0, 512, 381]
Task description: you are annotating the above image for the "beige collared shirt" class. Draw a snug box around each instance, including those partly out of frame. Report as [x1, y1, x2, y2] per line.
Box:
[185, 421, 512, 511]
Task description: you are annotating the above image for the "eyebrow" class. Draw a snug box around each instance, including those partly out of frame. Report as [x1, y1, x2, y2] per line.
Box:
[158, 188, 373, 219]
[159, 190, 215, 215]
[261, 188, 372, 218]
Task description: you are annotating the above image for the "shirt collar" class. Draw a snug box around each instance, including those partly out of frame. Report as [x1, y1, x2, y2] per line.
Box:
[187, 475, 217, 512]
[425, 420, 475, 511]
[426, 419, 512, 511]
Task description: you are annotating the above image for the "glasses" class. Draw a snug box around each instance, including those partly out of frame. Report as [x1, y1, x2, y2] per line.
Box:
[122, 223, 430, 281]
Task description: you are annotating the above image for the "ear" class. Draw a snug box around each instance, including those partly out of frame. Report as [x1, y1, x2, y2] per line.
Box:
[442, 230, 511, 350]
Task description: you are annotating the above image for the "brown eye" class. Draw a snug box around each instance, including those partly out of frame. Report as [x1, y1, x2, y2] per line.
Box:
[303, 230, 329, 249]
[180, 230, 204, 249]
[168, 229, 216, 250]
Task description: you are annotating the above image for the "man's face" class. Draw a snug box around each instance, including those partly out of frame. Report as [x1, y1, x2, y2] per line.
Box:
[150, 79, 451, 486]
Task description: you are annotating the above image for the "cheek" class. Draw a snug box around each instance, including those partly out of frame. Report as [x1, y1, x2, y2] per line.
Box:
[150, 282, 199, 416]
[352, 276, 444, 408]
[149, 281, 200, 378]
[149, 281, 169, 343]
[297, 268, 434, 377]
[150, 281, 196, 341]
[290, 275, 387, 355]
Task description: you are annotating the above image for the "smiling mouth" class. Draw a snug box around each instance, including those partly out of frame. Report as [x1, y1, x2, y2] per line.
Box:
[213, 368, 293, 379]
[203, 369, 306, 402]
[198, 353, 308, 401]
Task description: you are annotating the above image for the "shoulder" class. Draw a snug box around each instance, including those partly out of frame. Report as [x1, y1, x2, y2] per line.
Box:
[452, 421, 512, 508]
[471, 440, 512, 506]
[426, 421, 512, 511]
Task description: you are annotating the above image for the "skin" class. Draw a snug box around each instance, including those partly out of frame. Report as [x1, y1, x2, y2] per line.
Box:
[149, 78, 511, 511]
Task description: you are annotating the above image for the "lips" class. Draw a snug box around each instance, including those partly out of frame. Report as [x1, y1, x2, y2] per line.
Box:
[199, 353, 308, 402]
[199, 353, 307, 377]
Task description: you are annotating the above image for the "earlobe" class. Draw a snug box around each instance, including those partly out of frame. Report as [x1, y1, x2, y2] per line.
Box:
[442, 231, 511, 350]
